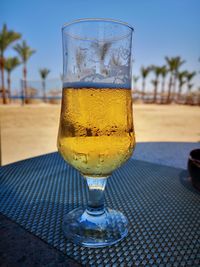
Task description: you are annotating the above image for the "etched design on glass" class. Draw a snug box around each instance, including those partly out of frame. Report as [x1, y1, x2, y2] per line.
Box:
[63, 38, 132, 87]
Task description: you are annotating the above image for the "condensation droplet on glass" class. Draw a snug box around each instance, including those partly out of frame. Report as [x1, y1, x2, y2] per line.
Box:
[73, 152, 88, 164]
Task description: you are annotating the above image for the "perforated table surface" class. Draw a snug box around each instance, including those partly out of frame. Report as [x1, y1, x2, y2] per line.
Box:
[0, 152, 200, 266]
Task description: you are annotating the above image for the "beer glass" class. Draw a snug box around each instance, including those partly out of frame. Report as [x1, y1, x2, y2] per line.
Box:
[58, 18, 135, 247]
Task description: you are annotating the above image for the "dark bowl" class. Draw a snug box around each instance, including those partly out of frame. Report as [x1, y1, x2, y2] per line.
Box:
[188, 149, 200, 191]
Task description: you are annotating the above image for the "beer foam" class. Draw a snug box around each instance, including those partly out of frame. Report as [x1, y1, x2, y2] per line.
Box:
[63, 82, 131, 89]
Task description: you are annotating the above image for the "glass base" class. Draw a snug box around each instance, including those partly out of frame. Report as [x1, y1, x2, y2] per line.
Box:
[63, 207, 128, 248]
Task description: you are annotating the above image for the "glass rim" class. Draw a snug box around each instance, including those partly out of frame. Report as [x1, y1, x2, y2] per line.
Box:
[62, 18, 134, 42]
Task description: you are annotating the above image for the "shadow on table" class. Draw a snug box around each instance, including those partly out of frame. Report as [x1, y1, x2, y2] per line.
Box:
[133, 141, 200, 169]
[179, 169, 200, 195]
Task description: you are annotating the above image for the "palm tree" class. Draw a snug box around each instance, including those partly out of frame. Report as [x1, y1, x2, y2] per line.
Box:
[132, 75, 139, 90]
[173, 57, 185, 97]
[186, 71, 196, 91]
[177, 71, 187, 101]
[159, 65, 168, 102]
[60, 73, 64, 82]
[91, 42, 111, 74]
[76, 48, 86, 73]
[92, 42, 111, 61]
[132, 75, 139, 98]
[141, 66, 150, 100]
[185, 71, 196, 104]
[150, 80, 156, 101]
[39, 68, 50, 102]
[14, 41, 35, 104]
[0, 24, 21, 104]
[151, 65, 163, 103]
[165, 56, 185, 103]
[4, 57, 21, 102]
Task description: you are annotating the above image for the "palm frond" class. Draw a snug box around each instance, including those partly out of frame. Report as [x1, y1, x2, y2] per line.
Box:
[133, 75, 139, 83]
[141, 66, 150, 78]
[39, 68, 50, 79]
[14, 40, 36, 63]
[0, 24, 21, 56]
[92, 42, 112, 61]
[165, 56, 186, 72]
[186, 71, 196, 82]
[4, 56, 21, 73]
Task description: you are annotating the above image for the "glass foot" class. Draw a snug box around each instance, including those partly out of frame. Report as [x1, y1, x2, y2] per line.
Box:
[63, 207, 128, 248]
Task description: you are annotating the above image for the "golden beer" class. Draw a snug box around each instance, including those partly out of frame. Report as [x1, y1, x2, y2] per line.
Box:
[57, 86, 135, 177]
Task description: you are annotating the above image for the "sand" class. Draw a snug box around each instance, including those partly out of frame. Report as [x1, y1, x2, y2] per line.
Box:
[1, 104, 200, 165]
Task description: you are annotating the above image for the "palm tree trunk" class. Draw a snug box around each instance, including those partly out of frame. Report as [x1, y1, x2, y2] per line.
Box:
[21, 79, 25, 105]
[185, 81, 190, 104]
[167, 74, 173, 104]
[23, 64, 28, 104]
[153, 81, 158, 103]
[161, 77, 165, 103]
[100, 59, 104, 74]
[7, 72, 11, 103]
[42, 79, 46, 102]
[172, 75, 177, 102]
[135, 81, 138, 90]
[0, 57, 6, 104]
[142, 79, 145, 100]
[198, 90, 200, 106]
[178, 84, 183, 102]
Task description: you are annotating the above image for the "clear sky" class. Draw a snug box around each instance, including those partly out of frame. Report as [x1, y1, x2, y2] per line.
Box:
[1, 0, 200, 90]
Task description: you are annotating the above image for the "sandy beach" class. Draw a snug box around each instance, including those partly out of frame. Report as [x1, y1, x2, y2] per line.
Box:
[1, 104, 200, 165]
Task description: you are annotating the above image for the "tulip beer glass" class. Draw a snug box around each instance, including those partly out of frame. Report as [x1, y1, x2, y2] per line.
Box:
[58, 19, 135, 247]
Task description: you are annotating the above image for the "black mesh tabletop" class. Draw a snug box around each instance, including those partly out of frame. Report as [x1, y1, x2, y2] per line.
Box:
[0, 152, 200, 266]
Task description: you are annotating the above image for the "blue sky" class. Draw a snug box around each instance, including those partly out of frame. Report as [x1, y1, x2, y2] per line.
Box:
[1, 0, 200, 91]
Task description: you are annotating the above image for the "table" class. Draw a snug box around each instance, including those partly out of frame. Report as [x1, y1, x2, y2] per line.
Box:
[133, 142, 200, 169]
[0, 152, 200, 266]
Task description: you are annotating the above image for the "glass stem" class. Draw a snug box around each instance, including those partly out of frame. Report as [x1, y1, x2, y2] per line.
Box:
[85, 176, 108, 216]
